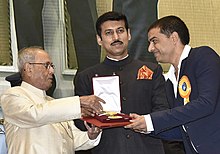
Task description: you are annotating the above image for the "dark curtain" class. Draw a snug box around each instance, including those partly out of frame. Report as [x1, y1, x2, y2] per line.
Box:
[12, 0, 56, 96]
[113, 0, 158, 63]
[66, 0, 101, 72]
[13, 0, 100, 72]
[13, 0, 157, 70]
[13, 0, 44, 50]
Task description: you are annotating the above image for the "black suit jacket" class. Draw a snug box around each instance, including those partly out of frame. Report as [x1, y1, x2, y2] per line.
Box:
[151, 46, 220, 154]
[74, 56, 168, 154]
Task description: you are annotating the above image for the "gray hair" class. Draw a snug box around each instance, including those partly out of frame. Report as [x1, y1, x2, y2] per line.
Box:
[18, 46, 44, 72]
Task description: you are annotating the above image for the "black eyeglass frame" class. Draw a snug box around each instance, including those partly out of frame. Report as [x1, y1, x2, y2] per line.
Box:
[29, 62, 55, 69]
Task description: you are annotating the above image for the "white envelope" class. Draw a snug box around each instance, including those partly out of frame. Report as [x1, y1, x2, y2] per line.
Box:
[92, 76, 121, 112]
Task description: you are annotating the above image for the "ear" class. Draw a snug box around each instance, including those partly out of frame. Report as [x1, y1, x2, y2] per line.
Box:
[96, 34, 102, 46]
[23, 63, 33, 76]
[128, 29, 131, 41]
[171, 32, 179, 44]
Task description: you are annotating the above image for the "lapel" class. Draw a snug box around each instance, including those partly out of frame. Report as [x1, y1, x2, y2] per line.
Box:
[165, 79, 175, 108]
[166, 79, 184, 107]
[177, 57, 190, 106]
[179, 48, 194, 78]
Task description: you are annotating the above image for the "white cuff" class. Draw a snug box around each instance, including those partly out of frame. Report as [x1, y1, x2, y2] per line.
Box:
[144, 114, 154, 132]
[88, 132, 102, 146]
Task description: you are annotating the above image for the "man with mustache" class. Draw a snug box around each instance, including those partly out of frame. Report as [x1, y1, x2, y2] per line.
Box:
[74, 11, 173, 154]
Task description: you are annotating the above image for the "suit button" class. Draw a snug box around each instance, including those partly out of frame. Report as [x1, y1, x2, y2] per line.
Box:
[62, 139, 67, 143]
[119, 81, 123, 85]
[122, 97, 126, 101]
[62, 149, 67, 153]
[119, 67, 123, 71]
[126, 134, 131, 139]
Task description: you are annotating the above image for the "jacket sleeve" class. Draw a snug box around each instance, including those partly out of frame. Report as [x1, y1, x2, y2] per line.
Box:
[0, 88, 81, 128]
[151, 47, 220, 134]
[71, 121, 100, 151]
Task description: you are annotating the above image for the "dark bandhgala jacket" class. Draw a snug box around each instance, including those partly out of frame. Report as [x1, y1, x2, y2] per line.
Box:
[151, 46, 220, 154]
[74, 56, 169, 154]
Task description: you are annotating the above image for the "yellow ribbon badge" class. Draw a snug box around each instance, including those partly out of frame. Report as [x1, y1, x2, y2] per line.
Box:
[178, 75, 191, 105]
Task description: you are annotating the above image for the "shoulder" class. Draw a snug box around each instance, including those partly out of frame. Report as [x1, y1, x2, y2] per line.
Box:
[132, 59, 163, 74]
[2, 86, 31, 97]
[3, 86, 23, 94]
[133, 59, 160, 69]
[190, 46, 219, 57]
[188, 46, 220, 64]
[76, 63, 103, 76]
[0, 87, 30, 104]
[185, 46, 220, 76]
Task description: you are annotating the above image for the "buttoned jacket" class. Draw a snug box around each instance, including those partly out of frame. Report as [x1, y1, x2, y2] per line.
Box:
[74, 56, 168, 154]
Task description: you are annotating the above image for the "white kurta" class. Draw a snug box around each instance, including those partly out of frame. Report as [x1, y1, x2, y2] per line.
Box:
[0, 82, 98, 154]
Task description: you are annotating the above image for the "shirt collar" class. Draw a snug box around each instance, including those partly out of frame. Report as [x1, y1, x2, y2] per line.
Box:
[107, 54, 129, 61]
[164, 45, 191, 81]
[21, 81, 47, 97]
[163, 45, 191, 97]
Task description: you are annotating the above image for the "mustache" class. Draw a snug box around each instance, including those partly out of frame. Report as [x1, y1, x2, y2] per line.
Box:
[111, 40, 123, 46]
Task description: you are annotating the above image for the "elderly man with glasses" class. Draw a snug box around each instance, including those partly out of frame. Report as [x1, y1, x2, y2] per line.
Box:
[0, 46, 105, 154]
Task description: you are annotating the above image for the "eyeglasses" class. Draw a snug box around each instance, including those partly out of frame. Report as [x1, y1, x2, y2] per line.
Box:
[29, 62, 55, 69]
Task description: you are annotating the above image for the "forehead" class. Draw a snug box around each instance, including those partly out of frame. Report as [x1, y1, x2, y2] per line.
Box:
[148, 27, 163, 40]
[100, 20, 126, 31]
[148, 27, 160, 36]
[35, 50, 51, 62]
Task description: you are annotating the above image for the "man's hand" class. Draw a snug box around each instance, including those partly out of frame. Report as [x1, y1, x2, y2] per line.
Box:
[124, 113, 147, 132]
[84, 121, 102, 140]
[80, 95, 105, 117]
